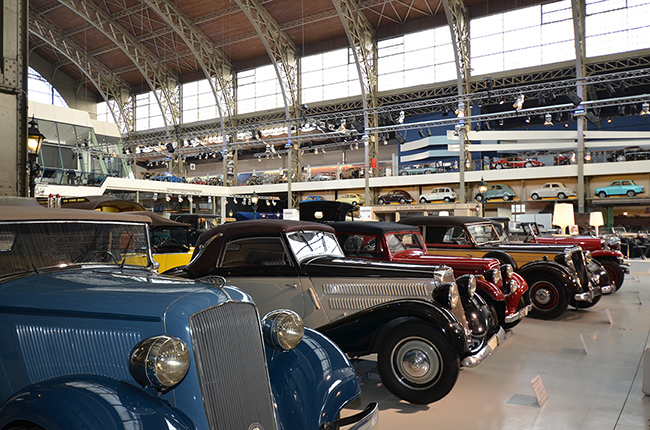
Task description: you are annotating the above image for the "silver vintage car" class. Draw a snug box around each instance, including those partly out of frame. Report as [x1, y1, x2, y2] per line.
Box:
[166, 219, 504, 404]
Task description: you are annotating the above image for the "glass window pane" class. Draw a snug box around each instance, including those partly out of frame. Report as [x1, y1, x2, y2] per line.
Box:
[471, 14, 503, 38]
[503, 6, 541, 31]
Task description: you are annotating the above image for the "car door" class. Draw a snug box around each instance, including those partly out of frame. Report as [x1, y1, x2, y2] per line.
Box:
[215, 236, 327, 324]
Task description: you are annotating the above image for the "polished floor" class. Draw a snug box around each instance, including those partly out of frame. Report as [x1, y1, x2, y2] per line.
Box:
[343, 260, 650, 430]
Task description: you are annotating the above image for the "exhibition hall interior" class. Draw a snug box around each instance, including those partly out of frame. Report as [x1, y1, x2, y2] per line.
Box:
[0, 0, 649, 429]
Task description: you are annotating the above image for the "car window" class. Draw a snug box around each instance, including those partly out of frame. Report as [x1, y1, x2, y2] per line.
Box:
[221, 237, 289, 267]
[467, 224, 501, 245]
[286, 230, 344, 262]
[442, 227, 469, 245]
[338, 233, 383, 258]
[386, 232, 425, 254]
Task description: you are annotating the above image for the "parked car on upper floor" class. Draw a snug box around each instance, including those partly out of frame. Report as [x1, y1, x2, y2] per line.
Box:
[607, 146, 650, 162]
[377, 189, 414, 205]
[337, 192, 365, 206]
[475, 184, 516, 202]
[0, 202, 377, 430]
[308, 172, 335, 181]
[151, 171, 184, 182]
[399, 216, 609, 320]
[419, 187, 458, 203]
[491, 156, 544, 169]
[340, 166, 362, 179]
[165, 219, 504, 404]
[514, 221, 629, 290]
[530, 182, 576, 200]
[595, 180, 645, 198]
[330, 221, 531, 329]
[399, 164, 436, 175]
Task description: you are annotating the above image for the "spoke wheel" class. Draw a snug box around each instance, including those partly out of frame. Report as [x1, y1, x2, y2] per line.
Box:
[377, 321, 459, 404]
[599, 259, 624, 290]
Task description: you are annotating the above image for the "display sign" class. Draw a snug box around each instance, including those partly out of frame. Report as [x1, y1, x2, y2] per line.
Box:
[530, 374, 549, 407]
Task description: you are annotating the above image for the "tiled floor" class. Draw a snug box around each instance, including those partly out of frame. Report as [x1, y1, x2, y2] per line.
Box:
[343, 260, 650, 430]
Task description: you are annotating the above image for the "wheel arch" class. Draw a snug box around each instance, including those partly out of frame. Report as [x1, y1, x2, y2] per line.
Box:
[518, 260, 580, 293]
[482, 251, 518, 270]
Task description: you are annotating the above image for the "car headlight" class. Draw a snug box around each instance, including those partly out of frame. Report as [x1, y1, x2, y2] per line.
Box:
[434, 266, 456, 285]
[262, 309, 304, 350]
[483, 268, 502, 286]
[129, 335, 190, 391]
[606, 236, 621, 250]
[584, 250, 592, 261]
[433, 282, 460, 309]
[456, 274, 476, 298]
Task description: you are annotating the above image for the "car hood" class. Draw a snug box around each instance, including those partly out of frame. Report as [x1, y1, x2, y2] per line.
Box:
[533, 235, 600, 251]
[394, 250, 498, 271]
[301, 255, 448, 279]
[0, 268, 239, 321]
[480, 242, 579, 253]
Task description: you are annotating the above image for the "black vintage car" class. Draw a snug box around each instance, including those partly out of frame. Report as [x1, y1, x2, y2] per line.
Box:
[400, 216, 609, 320]
[165, 219, 504, 404]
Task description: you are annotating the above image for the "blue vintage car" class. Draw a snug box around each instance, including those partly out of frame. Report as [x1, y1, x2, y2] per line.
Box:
[0, 203, 377, 430]
[595, 179, 645, 198]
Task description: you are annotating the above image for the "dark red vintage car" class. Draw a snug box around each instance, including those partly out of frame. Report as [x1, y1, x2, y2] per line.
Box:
[516, 222, 628, 290]
[490, 156, 544, 169]
[330, 221, 531, 329]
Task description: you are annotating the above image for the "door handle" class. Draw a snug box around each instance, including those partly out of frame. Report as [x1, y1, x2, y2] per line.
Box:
[307, 287, 322, 310]
[284, 283, 298, 289]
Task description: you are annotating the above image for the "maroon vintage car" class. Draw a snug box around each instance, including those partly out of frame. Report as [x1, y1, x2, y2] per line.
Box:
[330, 221, 531, 329]
[517, 222, 628, 290]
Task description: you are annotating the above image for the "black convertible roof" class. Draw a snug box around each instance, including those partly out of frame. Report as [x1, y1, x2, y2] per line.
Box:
[399, 215, 491, 227]
[330, 221, 421, 235]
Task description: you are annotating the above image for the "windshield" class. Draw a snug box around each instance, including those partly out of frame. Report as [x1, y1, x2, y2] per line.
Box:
[286, 230, 344, 262]
[0, 221, 151, 277]
[386, 232, 425, 255]
[467, 223, 503, 245]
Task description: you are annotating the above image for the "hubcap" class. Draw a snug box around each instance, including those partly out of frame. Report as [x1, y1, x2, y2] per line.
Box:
[534, 288, 552, 305]
[393, 339, 441, 386]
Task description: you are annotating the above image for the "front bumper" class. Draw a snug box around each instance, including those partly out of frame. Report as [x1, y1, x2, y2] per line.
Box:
[601, 283, 616, 294]
[461, 326, 506, 367]
[504, 303, 533, 324]
[574, 283, 602, 302]
[328, 402, 379, 430]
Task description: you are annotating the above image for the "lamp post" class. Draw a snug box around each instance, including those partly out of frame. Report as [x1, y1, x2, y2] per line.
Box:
[251, 191, 259, 219]
[477, 177, 488, 217]
[27, 116, 45, 197]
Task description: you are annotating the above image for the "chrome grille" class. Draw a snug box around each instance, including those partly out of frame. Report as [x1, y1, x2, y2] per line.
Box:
[190, 302, 277, 430]
[570, 250, 589, 289]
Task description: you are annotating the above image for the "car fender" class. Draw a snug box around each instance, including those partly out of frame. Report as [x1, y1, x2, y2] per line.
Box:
[518, 260, 581, 293]
[481, 250, 518, 270]
[0, 375, 195, 430]
[475, 278, 506, 302]
[316, 298, 468, 356]
[591, 249, 624, 260]
[267, 327, 361, 428]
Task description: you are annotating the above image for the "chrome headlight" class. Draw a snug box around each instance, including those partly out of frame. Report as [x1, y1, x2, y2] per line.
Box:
[606, 236, 621, 250]
[483, 268, 502, 286]
[262, 309, 304, 351]
[129, 335, 190, 391]
[456, 274, 476, 298]
[433, 282, 460, 309]
[584, 250, 592, 261]
[434, 266, 456, 285]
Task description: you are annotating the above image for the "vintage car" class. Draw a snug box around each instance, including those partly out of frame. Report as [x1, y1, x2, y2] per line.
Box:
[530, 182, 576, 200]
[515, 221, 628, 290]
[0, 203, 377, 430]
[170, 213, 221, 244]
[330, 221, 531, 329]
[377, 189, 414, 205]
[340, 166, 363, 179]
[151, 171, 183, 182]
[399, 216, 608, 320]
[399, 164, 436, 175]
[607, 146, 650, 162]
[419, 187, 458, 203]
[491, 156, 544, 169]
[308, 172, 335, 181]
[165, 219, 504, 404]
[475, 184, 516, 202]
[337, 192, 365, 206]
[300, 195, 326, 203]
[595, 180, 645, 198]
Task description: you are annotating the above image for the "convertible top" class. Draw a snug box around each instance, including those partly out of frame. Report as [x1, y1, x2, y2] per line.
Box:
[400, 215, 490, 227]
[187, 219, 334, 275]
[330, 221, 421, 236]
[0, 203, 152, 224]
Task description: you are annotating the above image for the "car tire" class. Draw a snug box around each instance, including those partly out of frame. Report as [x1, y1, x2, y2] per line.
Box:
[528, 274, 569, 320]
[352, 201, 358, 207]
[496, 164, 504, 169]
[598, 259, 625, 291]
[443, 197, 451, 203]
[503, 195, 512, 201]
[598, 191, 607, 198]
[531, 193, 540, 200]
[525, 161, 532, 167]
[377, 321, 460, 404]
[557, 192, 567, 199]
[569, 293, 602, 309]
[400, 171, 409, 176]
[399, 198, 407, 204]
[627, 190, 636, 197]
[378, 198, 385, 205]
[420, 197, 428, 204]
[424, 169, 433, 174]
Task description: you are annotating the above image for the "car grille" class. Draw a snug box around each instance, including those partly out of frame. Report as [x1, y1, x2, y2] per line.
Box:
[189, 301, 277, 430]
[570, 250, 589, 290]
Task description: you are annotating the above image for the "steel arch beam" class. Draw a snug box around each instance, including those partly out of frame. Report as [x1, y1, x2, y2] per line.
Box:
[235, 0, 302, 205]
[443, 0, 471, 202]
[29, 12, 134, 137]
[57, 0, 180, 133]
[331, 0, 379, 205]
